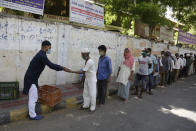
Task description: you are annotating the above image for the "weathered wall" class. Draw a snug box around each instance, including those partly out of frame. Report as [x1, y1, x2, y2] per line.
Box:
[0, 14, 195, 90]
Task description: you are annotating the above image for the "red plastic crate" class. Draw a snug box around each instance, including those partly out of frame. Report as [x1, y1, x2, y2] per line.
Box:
[38, 85, 62, 107]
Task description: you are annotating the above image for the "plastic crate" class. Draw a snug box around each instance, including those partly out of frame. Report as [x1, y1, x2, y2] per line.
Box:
[38, 85, 62, 107]
[0, 82, 19, 100]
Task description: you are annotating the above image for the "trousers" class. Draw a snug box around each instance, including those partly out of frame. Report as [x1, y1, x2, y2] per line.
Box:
[83, 80, 97, 111]
[97, 79, 108, 104]
[28, 84, 38, 118]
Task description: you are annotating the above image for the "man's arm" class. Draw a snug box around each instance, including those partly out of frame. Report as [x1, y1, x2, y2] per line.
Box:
[148, 57, 153, 69]
[71, 70, 85, 74]
[107, 58, 113, 82]
[43, 54, 70, 72]
[153, 63, 157, 74]
[117, 67, 121, 78]
[180, 59, 184, 69]
[129, 61, 135, 81]
[71, 60, 92, 74]
[153, 56, 158, 74]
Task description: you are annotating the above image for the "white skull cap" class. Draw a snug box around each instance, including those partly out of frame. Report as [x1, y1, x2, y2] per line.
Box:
[81, 48, 90, 53]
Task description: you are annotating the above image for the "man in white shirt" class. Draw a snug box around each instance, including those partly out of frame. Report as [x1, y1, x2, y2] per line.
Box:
[71, 48, 97, 112]
[173, 53, 183, 82]
[179, 54, 186, 78]
[133, 50, 152, 98]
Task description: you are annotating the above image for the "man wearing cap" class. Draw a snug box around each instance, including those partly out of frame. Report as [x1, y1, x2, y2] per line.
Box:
[70, 48, 97, 112]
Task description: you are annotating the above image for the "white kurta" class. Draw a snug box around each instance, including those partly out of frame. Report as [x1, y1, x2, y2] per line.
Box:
[82, 59, 97, 111]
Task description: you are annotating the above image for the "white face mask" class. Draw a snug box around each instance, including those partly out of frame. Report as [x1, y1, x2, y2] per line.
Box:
[99, 51, 105, 56]
[46, 48, 51, 54]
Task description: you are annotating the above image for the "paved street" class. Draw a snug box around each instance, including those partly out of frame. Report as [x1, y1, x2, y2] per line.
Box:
[1, 75, 196, 131]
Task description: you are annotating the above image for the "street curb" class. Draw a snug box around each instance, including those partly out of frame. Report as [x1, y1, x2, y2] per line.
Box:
[0, 88, 117, 125]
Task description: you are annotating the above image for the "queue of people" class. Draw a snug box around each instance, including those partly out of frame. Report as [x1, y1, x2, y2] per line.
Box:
[23, 40, 196, 120]
[116, 48, 196, 99]
[157, 51, 196, 87]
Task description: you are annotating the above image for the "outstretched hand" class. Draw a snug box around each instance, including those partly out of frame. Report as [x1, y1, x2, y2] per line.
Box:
[64, 67, 71, 73]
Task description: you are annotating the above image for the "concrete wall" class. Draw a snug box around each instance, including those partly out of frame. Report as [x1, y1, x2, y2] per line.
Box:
[0, 14, 196, 90]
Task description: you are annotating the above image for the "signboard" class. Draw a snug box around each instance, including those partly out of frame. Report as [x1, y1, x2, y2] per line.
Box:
[69, 0, 104, 28]
[178, 30, 196, 45]
[160, 26, 173, 42]
[0, 0, 45, 15]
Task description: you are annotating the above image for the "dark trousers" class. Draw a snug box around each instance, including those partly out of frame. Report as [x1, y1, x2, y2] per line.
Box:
[185, 66, 189, 77]
[97, 79, 108, 104]
[134, 74, 148, 89]
[179, 68, 185, 78]
[174, 69, 180, 82]
[166, 71, 172, 85]
[160, 72, 166, 86]
[134, 74, 148, 96]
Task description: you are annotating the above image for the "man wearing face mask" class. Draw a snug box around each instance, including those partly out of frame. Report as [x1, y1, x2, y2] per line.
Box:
[70, 48, 97, 112]
[133, 49, 152, 98]
[146, 48, 157, 95]
[23, 40, 71, 120]
[173, 53, 183, 82]
[159, 51, 167, 87]
[97, 45, 112, 105]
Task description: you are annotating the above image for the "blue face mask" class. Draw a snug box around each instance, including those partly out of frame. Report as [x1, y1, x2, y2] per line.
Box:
[46, 48, 51, 54]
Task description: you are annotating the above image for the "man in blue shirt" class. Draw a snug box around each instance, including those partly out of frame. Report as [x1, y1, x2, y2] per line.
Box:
[97, 45, 112, 105]
[23, 40, 71, 120]
[146, 48, 158, 95]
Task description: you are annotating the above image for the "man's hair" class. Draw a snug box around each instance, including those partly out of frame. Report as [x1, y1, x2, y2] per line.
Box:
[161, 51, 165, 54]
[98, 45, 107, 52]
[147, 48, 152, 52]
[165, 51, 171, 56]
[175, 53, 179, 57]
[42, 40, 51, 47]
